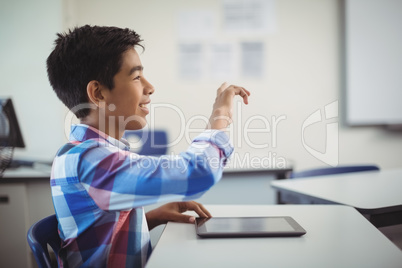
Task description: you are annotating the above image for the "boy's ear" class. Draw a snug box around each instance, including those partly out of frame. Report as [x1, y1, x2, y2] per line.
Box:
[86, 80, 105, 107]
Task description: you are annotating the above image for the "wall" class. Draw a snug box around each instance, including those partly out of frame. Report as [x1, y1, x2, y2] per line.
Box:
[0, 0, 65, 162]
[2, 0, 402, 170]
[65, 0, 402, 170]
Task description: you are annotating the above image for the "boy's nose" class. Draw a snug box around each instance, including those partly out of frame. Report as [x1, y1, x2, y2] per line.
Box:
[143, 79, 155, 95]
[145, 85, 154, 95]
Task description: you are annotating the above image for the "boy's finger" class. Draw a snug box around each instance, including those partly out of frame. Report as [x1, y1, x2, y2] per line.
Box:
[235, 87, 249, 105]
[184, 201, 210, 218]
[196, 202, 212, 218]
[172, 213, 196, 224]
[231, 86, 249, 96]
[241, 89, 249, 105]
[217, 82, 230, 95]
[191, 204, 209, 218]
[243, 88, 251, 96]
[239, 87, 250, 96]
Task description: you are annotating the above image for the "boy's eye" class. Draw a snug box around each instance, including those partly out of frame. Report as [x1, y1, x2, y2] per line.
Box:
[134, 76, 141, 80]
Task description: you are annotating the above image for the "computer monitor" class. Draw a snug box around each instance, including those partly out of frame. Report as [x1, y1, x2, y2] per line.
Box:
[0, 98, 25, 148]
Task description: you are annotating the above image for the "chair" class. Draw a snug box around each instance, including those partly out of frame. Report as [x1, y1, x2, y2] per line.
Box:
[123, 129, 168, 156]
[27, 214, 61, 268]
[289, 165, 380, 179]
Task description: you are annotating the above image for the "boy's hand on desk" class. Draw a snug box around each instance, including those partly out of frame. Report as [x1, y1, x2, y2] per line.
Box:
[146, 201, 211, 230]
[208, 82, 250, 130]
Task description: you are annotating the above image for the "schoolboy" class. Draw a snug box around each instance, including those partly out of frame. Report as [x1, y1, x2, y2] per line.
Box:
[46, 25, 250, 267]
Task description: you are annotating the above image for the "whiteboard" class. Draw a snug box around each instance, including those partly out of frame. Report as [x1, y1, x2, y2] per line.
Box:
[345, 0, 402, 125]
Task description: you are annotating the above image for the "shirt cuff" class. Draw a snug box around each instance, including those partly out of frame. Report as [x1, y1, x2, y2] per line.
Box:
[192, 129, 234, 158]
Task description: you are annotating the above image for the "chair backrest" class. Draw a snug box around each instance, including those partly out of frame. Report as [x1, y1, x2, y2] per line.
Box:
[123, 129, 168, 156]
[289, 165, 380, 179]
[27, 214, 61, 268]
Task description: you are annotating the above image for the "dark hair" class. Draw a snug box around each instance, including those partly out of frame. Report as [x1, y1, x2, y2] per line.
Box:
[46, 25, 143, 118]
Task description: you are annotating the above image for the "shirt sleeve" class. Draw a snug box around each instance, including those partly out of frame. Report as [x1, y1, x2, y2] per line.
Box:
[78, 129, 233, 211]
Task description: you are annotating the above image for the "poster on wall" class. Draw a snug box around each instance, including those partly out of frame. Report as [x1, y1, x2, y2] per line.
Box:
[178, 43, 204, 79]
[241, 42, 264, 78]
[210, 43, 235, 79]
[176, 0, 274, 80]
[177, 10, 216, 40]
[223, 0, 276, 35]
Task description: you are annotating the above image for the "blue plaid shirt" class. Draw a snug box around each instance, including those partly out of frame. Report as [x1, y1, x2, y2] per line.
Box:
[51, 124, 233, 267]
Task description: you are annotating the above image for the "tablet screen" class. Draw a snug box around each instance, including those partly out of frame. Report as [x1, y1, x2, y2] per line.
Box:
[195, 217, 306, 238]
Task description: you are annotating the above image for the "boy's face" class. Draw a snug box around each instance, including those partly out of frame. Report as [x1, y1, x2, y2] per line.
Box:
[103, 48, 154, 131]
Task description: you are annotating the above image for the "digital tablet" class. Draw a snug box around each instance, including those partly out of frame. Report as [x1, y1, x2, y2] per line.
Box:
[195, 216, 306, 238]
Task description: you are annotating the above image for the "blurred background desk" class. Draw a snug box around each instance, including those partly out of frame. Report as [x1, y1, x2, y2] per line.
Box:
[0, 166, 54, 268]
[271, 168, 402, 228]
[146, 205, 402, 268]
[223, 166, 291, 180]
[196, 167, 292, 205]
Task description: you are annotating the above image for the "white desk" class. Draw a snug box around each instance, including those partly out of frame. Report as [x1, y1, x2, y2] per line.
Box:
[271, 168, 402, 227]
[146, 205, 402, 268]
[1, 166, 51, 181]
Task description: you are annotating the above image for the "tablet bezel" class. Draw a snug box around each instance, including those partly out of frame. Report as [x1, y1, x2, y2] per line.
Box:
[195, 216, 306, 238]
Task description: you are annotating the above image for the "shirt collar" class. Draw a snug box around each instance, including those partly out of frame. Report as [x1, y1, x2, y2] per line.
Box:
[69, 124, 130, 150]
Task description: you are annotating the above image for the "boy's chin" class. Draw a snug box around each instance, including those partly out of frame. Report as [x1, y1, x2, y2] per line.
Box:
[125, 121, 148, 131]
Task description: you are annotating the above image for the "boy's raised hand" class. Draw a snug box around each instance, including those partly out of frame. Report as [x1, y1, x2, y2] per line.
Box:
[208, 82, 250, 130]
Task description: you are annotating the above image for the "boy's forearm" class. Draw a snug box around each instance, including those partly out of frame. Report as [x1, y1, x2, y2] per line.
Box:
[208, 109, 232, 130]
[145, 210, 164, 230]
